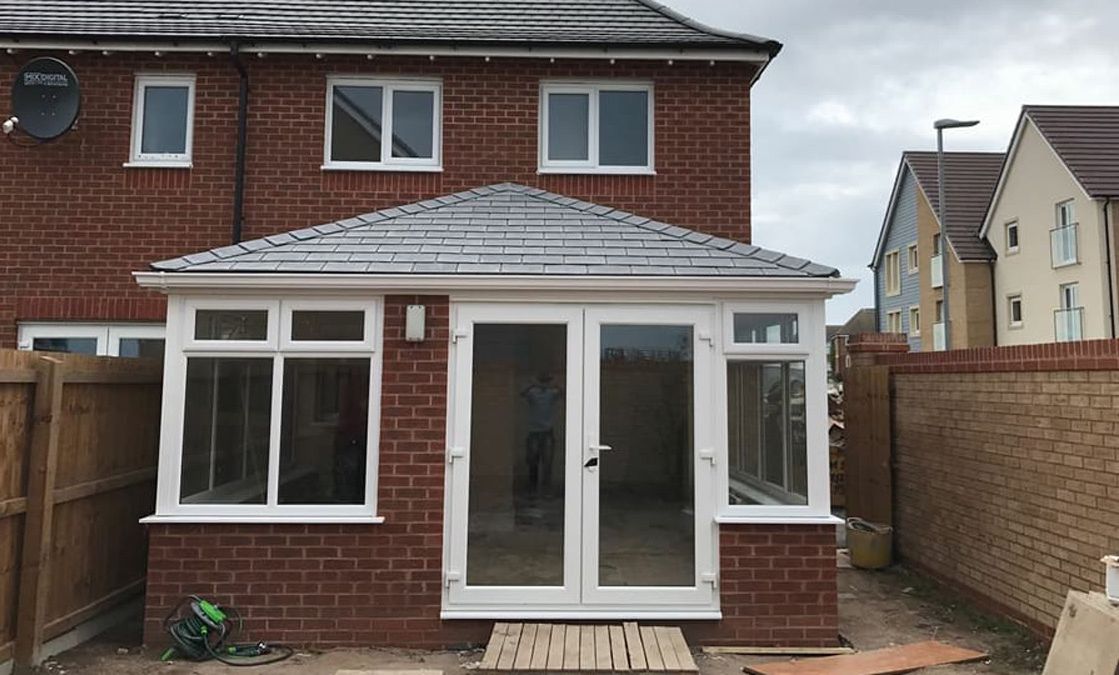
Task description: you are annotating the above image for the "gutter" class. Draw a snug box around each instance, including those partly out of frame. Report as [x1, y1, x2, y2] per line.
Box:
[229, 42, 248, 244]
[1105, 197, 1117, 338]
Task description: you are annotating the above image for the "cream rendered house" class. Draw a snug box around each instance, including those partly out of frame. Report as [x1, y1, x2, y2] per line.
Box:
[982, 106, 1119, 345]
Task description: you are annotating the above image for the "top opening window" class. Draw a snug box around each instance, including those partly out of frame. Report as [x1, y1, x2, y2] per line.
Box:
[129, 74, 195, 166]
[733, 313, 799, 344]
[324, 78, 441, 171]
[540, 82, 653, 174]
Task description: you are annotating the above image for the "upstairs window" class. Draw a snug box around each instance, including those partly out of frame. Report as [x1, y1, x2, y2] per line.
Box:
[1051, 200, 1078, 267]
[884, 250, 901, 296]
[540, 82, 653, 174]
[129, 74, 195, 167]
[324, 77, 441, 171]
[1005, 221, 1020, 254]
[906, 243, 919, 274]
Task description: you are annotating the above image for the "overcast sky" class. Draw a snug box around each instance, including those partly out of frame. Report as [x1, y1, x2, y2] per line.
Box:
[664, 0, 1119, 324]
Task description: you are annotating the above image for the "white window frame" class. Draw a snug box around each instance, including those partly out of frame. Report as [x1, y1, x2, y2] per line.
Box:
[909, 306, 921, 337]
[127, 73, 196, 168]
[886, 310, 902, 334]
[906, 243, 919, 275]
[1007, 293, 1024, 329]
[149, 295, 385, 522]
[717, 300, 832, 522]
[1005, 220, 1020, 255]
[322, 76, 443, 172]
[884, 249, 901, 297]
[1051, 200, 1079, 268]
[17, 322, 166, 356]
[538, 81, 655, 175]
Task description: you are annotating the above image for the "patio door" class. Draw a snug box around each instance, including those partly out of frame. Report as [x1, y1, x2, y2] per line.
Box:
[445, 303, 716, 615]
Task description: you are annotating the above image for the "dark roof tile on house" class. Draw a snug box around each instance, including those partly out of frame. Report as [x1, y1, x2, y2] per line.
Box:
[905, 151, 1005, 262]
[1026, 105, 1119, 198]
[153, 183, 838, 278]
[0, 0, 781, 53]
[836, 308, 875, 337]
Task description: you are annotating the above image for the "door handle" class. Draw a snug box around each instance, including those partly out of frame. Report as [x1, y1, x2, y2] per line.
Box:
[588, 444, 612, 453]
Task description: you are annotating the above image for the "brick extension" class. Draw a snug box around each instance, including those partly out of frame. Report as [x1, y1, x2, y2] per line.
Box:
[847, 334, 1119, 637]
[0, 53, 757, 347]
[143, 297, 839, 649]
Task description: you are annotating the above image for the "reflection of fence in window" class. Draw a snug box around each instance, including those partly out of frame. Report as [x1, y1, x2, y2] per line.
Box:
[727, 361, 807, 506]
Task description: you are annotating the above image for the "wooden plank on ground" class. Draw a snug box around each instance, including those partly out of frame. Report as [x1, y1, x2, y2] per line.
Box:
[609, 625, 629, 671]
[479, 623, 507, 671]
[666, 627, 698, 672]
[640, 626, 665, 672]
[529, 624, 551, 671]
[579, 625, 596, 672]
[1043, 591, 1119, 675]
[743, 641, 987, 675]
[653, 627, 681, 671]
[594, 625, 612, 671]
[546, 625, 566, 671]
[513, 623, 537, 671]
[496, 623, 521, 671]
[563, 623, 580, 671]
[624, 622, 647, 671]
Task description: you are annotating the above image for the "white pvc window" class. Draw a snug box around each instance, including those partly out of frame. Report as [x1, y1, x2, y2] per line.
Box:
[539, 82, 654, 174]
[128, 74, 195, 167]
[157, 298, 383, 521]
[17, 322, 166, 358]
[718, 301, 830, 520]
[323, 77, 442, 171]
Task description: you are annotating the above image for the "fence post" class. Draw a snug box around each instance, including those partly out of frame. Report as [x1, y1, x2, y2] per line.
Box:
[13, 356, 65, 671]
[843, 334, 908, 526]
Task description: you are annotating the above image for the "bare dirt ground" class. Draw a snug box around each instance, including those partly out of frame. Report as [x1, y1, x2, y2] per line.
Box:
[42, 566, 1046, 675]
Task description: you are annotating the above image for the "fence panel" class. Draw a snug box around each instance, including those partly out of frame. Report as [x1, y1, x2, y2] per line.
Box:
[0, 350, 160, 668]
[843, 365, 892, 525]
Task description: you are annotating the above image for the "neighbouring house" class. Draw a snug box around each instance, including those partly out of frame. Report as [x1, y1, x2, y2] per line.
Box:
[980, 105, 1119, 345]
[870, 152, 1003, 351]
[0, 0, 855, 651]
[828, 308, 875, 378]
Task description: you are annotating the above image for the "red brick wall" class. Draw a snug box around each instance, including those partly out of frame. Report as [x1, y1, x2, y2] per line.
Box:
[0, 53, 756, 346]
[143, 296, 838, 649]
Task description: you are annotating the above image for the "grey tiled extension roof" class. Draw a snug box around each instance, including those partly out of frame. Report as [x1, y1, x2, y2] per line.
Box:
[905, 151, 1005, 262]
[0, 0, 781, 53]
[152, 183, 838, 278]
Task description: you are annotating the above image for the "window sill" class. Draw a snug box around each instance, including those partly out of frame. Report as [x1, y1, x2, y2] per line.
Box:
[1052, 260, 1080, 269]
[123, 161, 192, 169]
[537, 166, 656, 176]
[715, 514, 842, 525]
[321, 163, 443, 173]
[139, 514, 386, 525]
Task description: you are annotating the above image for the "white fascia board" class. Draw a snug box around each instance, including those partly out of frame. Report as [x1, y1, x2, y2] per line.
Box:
[0, 38, 771, 63]
[133, 271, 858, 298]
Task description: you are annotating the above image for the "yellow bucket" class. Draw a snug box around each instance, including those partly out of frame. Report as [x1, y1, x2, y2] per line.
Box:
[847, 517, 893, 570]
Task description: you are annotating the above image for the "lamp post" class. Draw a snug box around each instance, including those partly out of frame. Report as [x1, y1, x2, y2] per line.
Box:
[934, 118, 979, 351]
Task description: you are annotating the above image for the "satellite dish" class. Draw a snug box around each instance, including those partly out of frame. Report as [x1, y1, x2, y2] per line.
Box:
[10, 57, 81, 140]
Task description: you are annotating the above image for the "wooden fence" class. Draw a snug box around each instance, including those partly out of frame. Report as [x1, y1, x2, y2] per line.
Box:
[0, 349, 161, 669]
[843, 365, 892, 525]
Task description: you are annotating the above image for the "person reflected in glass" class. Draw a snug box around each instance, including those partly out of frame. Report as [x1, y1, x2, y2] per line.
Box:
[521, 372, 561, 495]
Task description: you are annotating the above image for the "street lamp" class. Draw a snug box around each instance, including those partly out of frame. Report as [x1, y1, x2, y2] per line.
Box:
[934, 118, 979, 351]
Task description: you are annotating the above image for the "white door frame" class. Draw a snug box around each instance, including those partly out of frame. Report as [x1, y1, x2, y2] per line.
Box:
[442, 302, 719, 618]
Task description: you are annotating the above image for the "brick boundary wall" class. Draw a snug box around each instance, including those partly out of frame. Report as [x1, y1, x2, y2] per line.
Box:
[846, 334, 1119, 638]
[142, 295, 838, 649]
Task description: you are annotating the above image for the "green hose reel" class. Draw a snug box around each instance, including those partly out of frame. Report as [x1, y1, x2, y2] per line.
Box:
[161, 595, 293, 667]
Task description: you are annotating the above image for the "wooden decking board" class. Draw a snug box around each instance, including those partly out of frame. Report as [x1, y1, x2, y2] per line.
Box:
[742, 640, 988, 675]
[480, 622, 696, 672]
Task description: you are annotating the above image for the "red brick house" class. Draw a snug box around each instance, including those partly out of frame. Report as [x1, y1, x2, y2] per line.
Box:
[0, 0, 854, 651]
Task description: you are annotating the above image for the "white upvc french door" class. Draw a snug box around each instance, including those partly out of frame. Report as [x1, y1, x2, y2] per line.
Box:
[444, 302, 717, 616]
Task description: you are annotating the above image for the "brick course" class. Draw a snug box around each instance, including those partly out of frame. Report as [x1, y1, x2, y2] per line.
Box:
[0, 52, 756, 346]
[143, 296, 838, 649]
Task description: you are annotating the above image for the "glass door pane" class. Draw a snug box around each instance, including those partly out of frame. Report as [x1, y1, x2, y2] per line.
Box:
[597, 324, 695, 587]
[466, 323, 568, 586]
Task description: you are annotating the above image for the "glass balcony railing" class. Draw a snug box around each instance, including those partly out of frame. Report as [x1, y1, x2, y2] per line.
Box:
[932, 322, 946, 351]
[1051, 223, 1079, 267]
[930, 254, 943, 288]
[1055, 307, 1084, 342]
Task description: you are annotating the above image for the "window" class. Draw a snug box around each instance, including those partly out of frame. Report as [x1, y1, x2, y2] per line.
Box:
[886, 311, 902, 334]
[1056, 283, 1083, 342]
[1008, 294, 1023, 328]
[324, 77, 441, 170]
[129, 74, 195, 166]
[935, 300, 945, 323]
[1051, 200, 1079, 267]
[1005, 221, 1020, 254]
[906, 243, 919, 274]
[167, 299, 381, 519]
[909, 306, 921, 336]
[540, 82, 653, 173]
[884, 250, 901, 296]
[721, 301, 826, 519]
[932, 233, 942, 256]
[17, 322, 166, 359]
